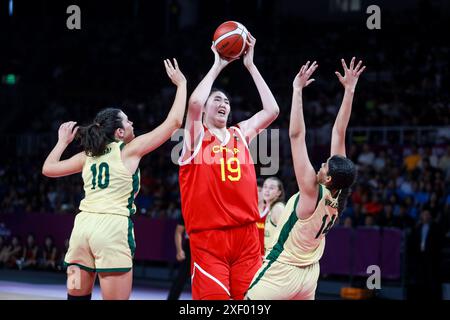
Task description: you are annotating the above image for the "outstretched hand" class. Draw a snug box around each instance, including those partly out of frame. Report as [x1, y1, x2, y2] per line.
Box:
[293, 61, 318, 90]
[335, 57, 366, 91]
[58, 121, 78, 145]
[164, 58, 186, 87]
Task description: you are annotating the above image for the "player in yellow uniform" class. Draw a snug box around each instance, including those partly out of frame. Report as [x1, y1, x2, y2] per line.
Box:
[246, 58, 365, 300]
[42, 59, 186, 300]
[261, 177, 285, 255]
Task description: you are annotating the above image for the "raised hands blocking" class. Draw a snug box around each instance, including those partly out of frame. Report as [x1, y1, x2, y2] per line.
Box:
[164, 58, 186, 87]
[293, 61, 318, 90]
[335, 57, 366, 91]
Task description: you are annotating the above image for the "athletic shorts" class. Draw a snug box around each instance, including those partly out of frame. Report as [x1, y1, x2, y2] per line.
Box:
[246, 260, 320, 300]
[64, 211, 135, 272]
[189, 223, 262, 300]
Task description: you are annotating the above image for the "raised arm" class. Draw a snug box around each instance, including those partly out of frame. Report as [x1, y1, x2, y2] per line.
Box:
[184, 45, 237, 151]
[289, 61, 318, 197]
[122, 59, 186, 164]
[238, 34, 280, 142]
[331, 57, 365, 157]
[42, 121, 86, 178]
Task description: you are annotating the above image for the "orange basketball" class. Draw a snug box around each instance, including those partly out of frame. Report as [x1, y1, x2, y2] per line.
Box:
[213, 21, 249, 60]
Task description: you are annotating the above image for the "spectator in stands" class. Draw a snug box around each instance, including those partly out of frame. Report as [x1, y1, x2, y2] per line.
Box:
[350, 184, 364, 205]
[362, 193, 383, 218]
[379, 204, 395, 228]
[20, 233, 39, 270]
[403, 145, 421, 172]
[438, 146, 450, 180]
[373, 150, 387, 172]
[364, 215, 376, 228]
[0, 236, 23, 269]
[419, 146, 438, 169]
[357, 144, 375, 167]
[404, 197, 419, 221]
[39, 236, 58, 271]
[166, 202, 181, 219]
[343, 216, 353, 228]
[408, 209, 444, 300]
[398, 175, 414, 200]
[351, 203, 365, 227]
[393, 204, 415, 230]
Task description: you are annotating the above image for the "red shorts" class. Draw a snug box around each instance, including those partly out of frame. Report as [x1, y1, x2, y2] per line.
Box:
[189, 223, 262, 300]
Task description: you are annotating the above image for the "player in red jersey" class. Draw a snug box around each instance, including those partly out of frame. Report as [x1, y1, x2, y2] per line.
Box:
[178, 34, 280, 300]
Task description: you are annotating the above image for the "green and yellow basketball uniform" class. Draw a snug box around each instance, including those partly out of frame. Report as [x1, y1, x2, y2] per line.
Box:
[64, 141, 140, 272]
[263, 202, 284, 255]
[247, 184, 339, 300]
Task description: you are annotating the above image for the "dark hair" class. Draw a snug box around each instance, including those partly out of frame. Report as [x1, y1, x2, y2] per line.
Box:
[208, 87, 230, 101]
[327, 155, 357, 214]
[265, 177, 285, 210]
[76, 108, 124, 157]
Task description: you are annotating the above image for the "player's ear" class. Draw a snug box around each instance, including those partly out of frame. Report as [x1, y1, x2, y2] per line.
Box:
[325, 175, 332, 185]
[115, 127, 125, 139]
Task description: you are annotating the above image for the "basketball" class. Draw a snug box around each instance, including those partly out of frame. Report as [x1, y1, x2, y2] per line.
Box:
[213, 21, 249, 60]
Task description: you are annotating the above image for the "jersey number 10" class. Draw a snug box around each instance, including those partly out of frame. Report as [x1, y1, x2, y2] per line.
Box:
[90, 162, 110, 189]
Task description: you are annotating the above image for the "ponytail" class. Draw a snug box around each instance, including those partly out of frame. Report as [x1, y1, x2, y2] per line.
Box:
[76, 108, 123, 157]
[336, 188, 351, 215]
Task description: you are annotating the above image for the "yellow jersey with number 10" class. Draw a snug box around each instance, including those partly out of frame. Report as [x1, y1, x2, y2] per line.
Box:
[79, 141, 140, 217]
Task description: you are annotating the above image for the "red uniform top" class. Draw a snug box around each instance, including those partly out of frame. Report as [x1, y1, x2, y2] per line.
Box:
[179, 125, 259, 234]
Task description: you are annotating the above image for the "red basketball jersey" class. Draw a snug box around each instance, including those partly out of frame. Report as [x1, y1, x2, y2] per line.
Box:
[179, 125, 259, 234]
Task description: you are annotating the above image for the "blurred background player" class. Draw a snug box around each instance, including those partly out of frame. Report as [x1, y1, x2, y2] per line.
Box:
[166, 215, 190, 300]
[178, 34, 280, 300]
[261, 177, 285, 255]
[41, 59, 187, 300]
[246, 58, 364, 300]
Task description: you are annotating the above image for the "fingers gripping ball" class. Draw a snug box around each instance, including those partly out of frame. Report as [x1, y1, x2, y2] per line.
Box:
[213, 21, 249, 60]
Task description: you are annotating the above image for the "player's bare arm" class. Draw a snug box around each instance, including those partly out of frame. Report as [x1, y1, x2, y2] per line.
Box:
[331, 57, 366, 157]
[42, 121, 86, 177]
[289, 61, 319, 215]
[174, 225, 186, 262]
[238, 34, 280, 143]
[122, 58, 187, 172]
[184, 45, 238, 150]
